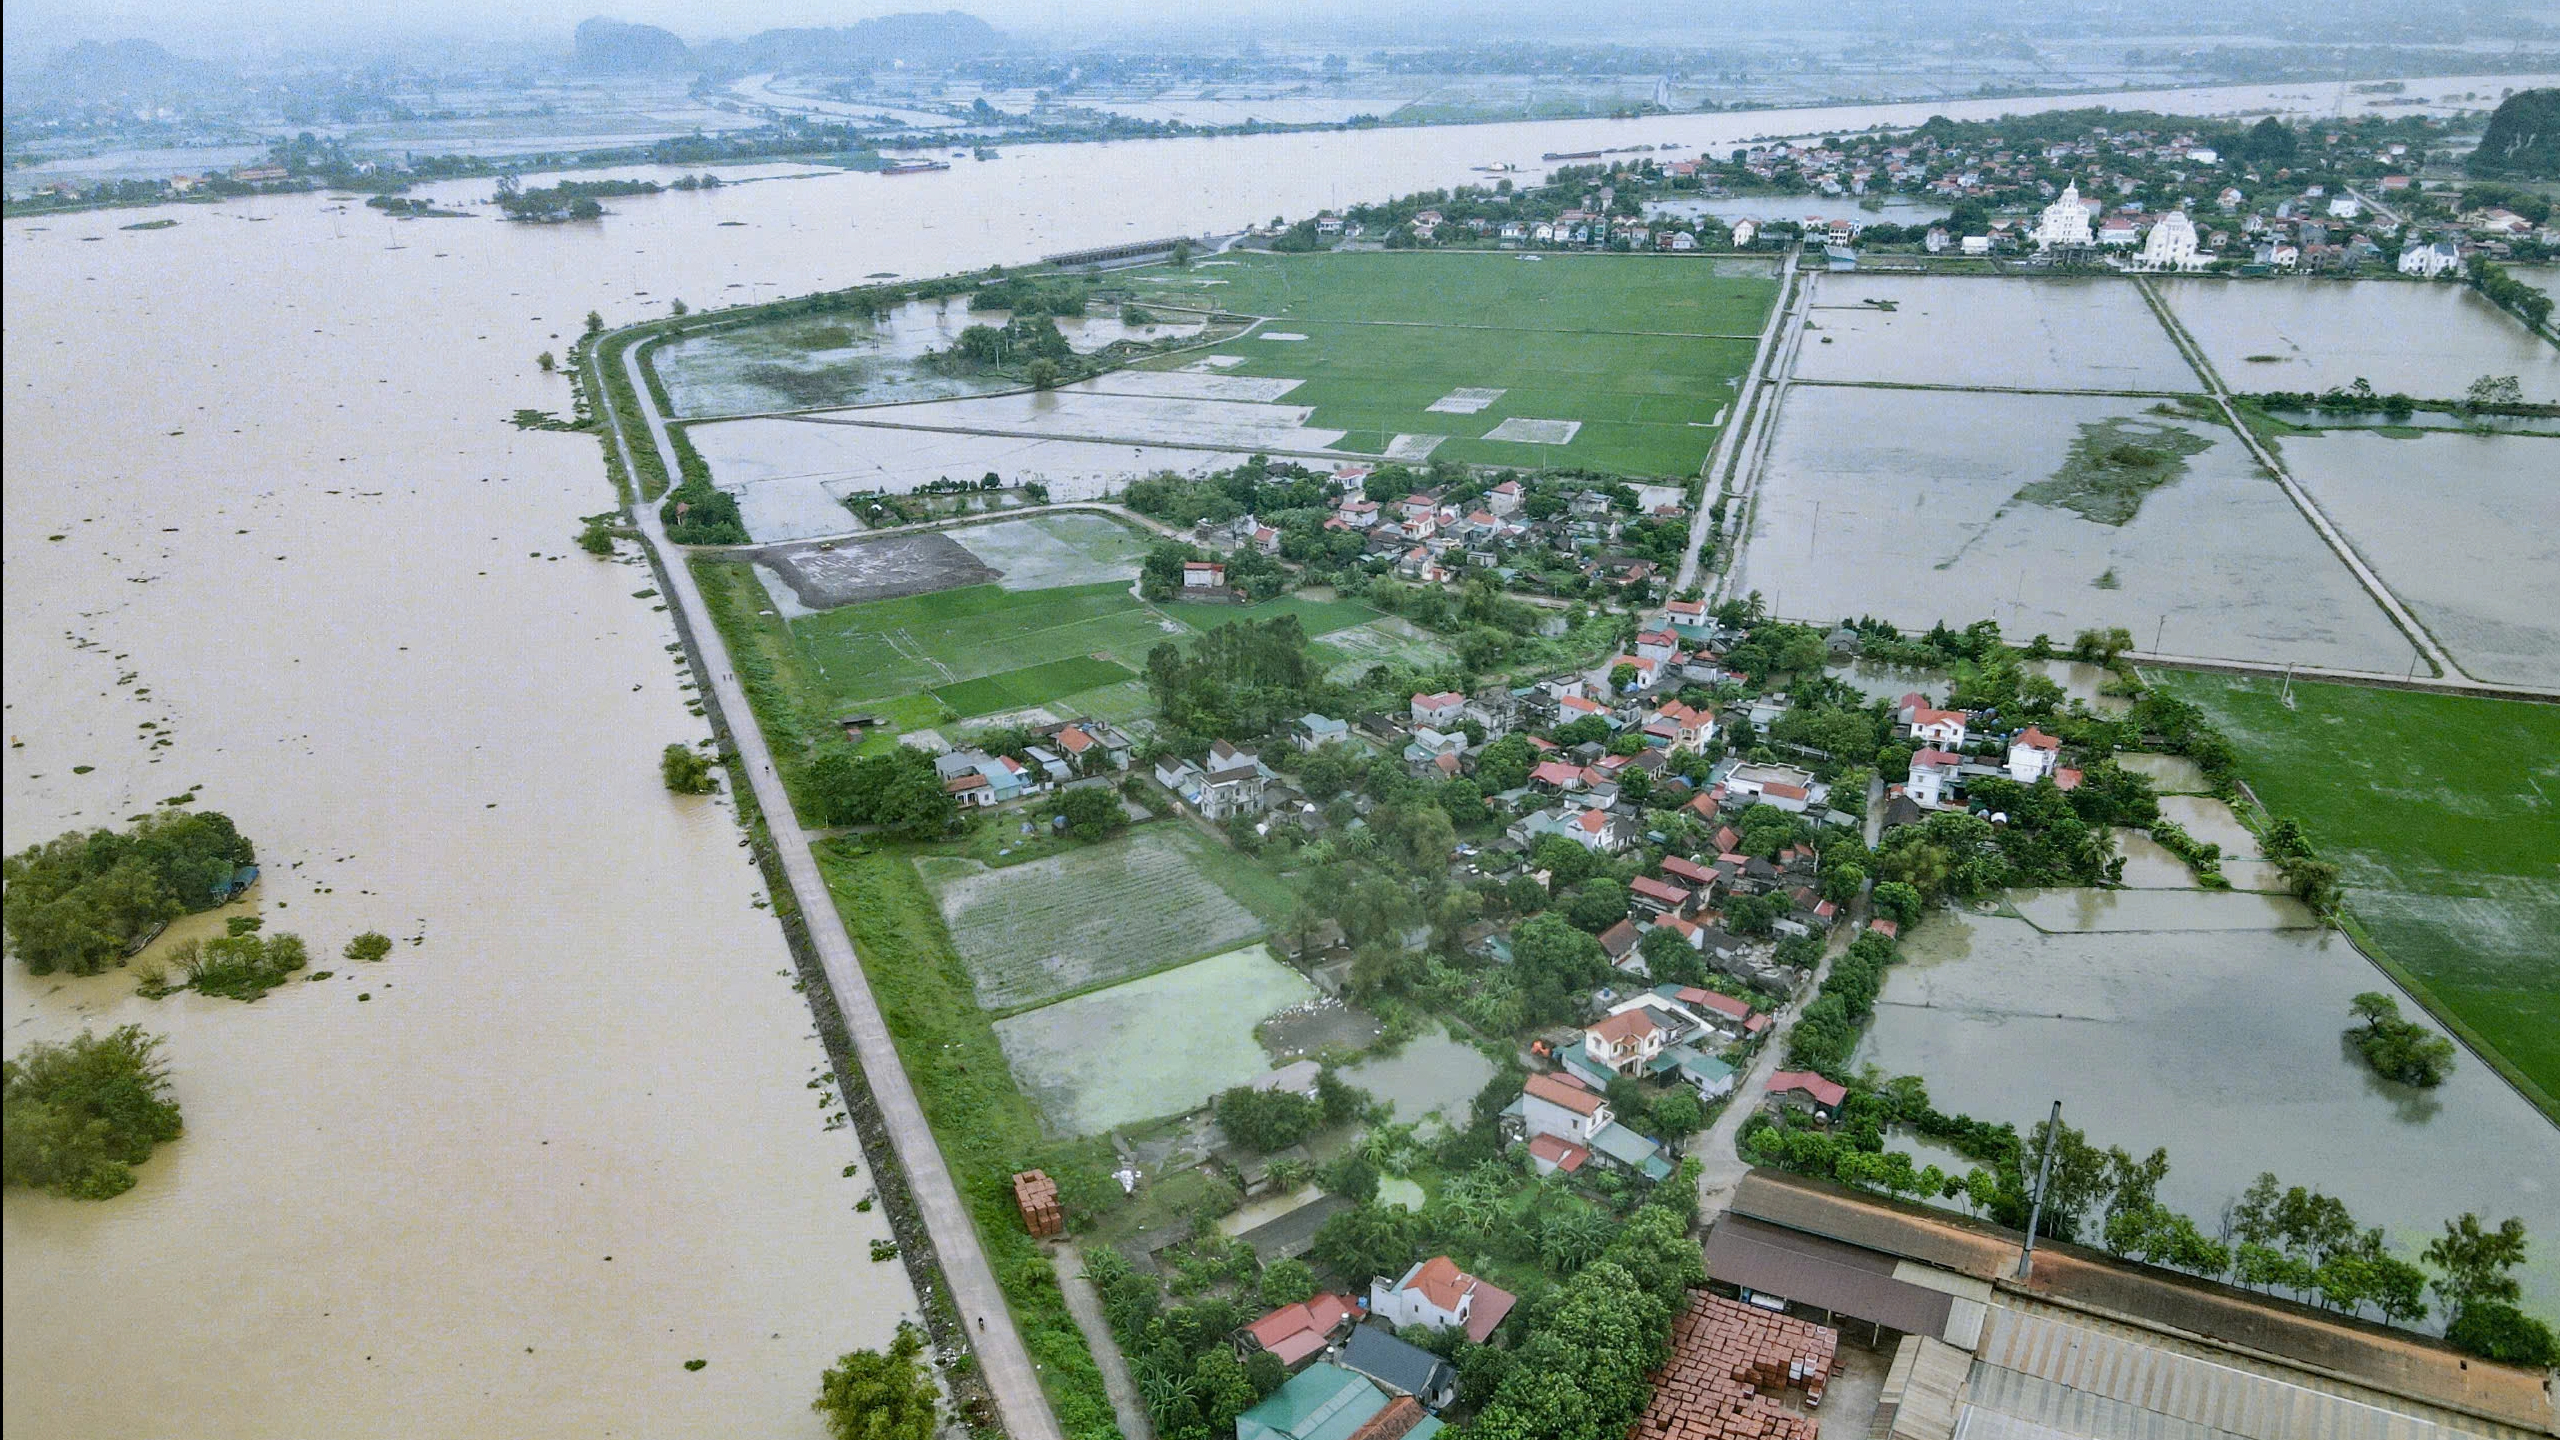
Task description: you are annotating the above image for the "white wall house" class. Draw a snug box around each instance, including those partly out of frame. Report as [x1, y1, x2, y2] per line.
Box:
[1520, 1072, 1612, 1144]
[2007, 726, 2063, 783]
[1907, 749, 1963, 808]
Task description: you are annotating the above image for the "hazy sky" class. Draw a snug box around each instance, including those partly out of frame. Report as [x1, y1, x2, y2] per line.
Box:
[3, 0, 1587, 59]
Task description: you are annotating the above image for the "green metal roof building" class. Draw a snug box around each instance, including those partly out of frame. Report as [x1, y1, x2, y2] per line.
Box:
[1237, 1363, 1402, 1440]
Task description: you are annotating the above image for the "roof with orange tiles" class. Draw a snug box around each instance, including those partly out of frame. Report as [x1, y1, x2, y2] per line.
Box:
[1524, 1071, 1607, 1116]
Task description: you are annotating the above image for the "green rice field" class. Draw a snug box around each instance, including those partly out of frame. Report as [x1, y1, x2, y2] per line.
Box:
[1130, 251, 1776, 476]
[931, 655, 1136, 717]
[916, 825, 1270, 1010]
[2157, 671, 2560, 1118]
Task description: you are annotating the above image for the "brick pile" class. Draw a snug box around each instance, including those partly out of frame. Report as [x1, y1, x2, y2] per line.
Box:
[1013, 1170, 1063, 1238]
[1629, 1293, 1840, 1440]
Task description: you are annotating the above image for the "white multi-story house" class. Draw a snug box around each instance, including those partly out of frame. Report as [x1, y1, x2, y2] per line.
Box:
[2399, 241, 2461, 278]
[1520, 1071, 1613, 1143]
[2007, 726, 2063, 782]
[1906, 748, 1963, 807]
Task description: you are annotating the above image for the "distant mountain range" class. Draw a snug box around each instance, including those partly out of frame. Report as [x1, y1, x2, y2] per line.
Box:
[571, 11, 1007, 77]
[25, 38, 225, 102]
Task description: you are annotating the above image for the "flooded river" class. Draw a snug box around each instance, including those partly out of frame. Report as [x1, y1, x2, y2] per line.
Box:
[7, 68, 2554, 1436]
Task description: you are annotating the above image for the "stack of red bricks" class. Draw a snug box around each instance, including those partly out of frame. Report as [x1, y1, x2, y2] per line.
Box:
[1013, 1170, 1063, 1238]
[1628, 1293, 1839, 1440]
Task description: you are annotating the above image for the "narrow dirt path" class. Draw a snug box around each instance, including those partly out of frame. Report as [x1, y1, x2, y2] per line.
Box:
[1054, 1244, 1158, 1440]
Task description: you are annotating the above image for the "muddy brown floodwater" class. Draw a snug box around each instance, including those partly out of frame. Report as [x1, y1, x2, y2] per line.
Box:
[7, 68, 2553, 1436]
[1859, 907, 2560, 1322]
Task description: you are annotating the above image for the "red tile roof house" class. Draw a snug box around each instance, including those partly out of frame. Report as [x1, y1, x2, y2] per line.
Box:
[1764, 1070, 1847, 1119]
[1240, 1292, 1362, 1369]
[1411, 691, 1466, 728]
[1183, 560, 1228, 589]
[1672, 985, 1770, 1039]
[1526, 1131, 1591, 1176]
[1628, 875, 1693, 917]
[1369, 1257, 1518, 1343]
[1661, 855, 1718, 892]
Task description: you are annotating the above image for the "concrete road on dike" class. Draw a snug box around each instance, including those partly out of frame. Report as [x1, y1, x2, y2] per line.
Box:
[598, 335, 1065, 1440]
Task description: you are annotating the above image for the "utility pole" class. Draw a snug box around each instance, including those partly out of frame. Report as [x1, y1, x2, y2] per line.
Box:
[2017, 1100, 2062, 1280]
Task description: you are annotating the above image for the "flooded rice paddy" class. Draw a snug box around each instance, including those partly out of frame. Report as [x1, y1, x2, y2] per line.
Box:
[1859, 907, 2560, 1320]
[2277, 431, 2560, 689]
[1342, 1032, 1500, 1138]
[993, 945, 1316, 1137]
[1796, 273, 2198, 393]
[2154, 277, 2560, 403]
[656, 297, 1207, 419]
[1737, 386, 2412, 670]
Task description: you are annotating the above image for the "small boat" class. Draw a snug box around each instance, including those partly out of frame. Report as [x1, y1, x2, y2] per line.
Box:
[881, 159, 952, 176]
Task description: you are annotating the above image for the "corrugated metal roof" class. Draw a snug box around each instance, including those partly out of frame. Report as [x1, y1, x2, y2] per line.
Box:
[1701, 1214, 1956, 1337]
[1967, 1305, 2525, 1440]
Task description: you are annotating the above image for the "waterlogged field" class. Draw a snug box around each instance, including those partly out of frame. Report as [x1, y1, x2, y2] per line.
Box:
[1794, 273, 2199, 392]
[654, 296, 1205, 418]
[2276, 431, 2560, 689]
[952, 511, 1153, 591]
[685, 413, 1249, 508]
[995, 945, 1318, 1135]
[1857, 909, 2560, 1320]
[1736, 386, 2410, 670]
[2152, 673, 2560, 1118]
[917, 826, 1269, 1009]
[1342, 1031, 1500, 1137]
[2154, 277, 2560, 403]
[1127, 251, 1777, 475]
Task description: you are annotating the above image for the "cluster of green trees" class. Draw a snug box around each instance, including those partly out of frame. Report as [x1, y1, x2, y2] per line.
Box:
[1143, 617, 1323, 742]
[966, 274, 1093, 317]
[167, 918, 309, 1001]
[2345, 991, 2457, 1087]
[1783, 930, 1900, 1075]
[661, 743, 719, 794]
[805, 744, 957, 840]
[493, 176, 661, 222]
[1085, 1239, 1294, 1440]
[4, 809, 257, 976]
[1124, 455, 1334, 530]
[659, 472, 749, 546]
[1213, 1070, 1367, 1151]
[812, 1321, 940, 1440]
[2465, 256, 2556, 332]
[3, 1026, 185, 1199]
[1139, 538, 1287, 602]
[1043, 787, 1129, 843]
[1468, 1177, 1703, 1440]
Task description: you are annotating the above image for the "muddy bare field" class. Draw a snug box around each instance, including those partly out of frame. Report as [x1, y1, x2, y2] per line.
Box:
[752, 531, 996, 609]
